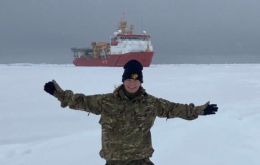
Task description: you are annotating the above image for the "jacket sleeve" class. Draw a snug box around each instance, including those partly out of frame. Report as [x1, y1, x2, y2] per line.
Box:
[154, 97, 209, 120]
[53, 89, 105, 115]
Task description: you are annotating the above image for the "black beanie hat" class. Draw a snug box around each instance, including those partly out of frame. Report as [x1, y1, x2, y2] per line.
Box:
[122, 60, 143, 83]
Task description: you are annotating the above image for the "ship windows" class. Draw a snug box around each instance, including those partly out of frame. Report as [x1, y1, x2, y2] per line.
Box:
[119, 36, 148, 41]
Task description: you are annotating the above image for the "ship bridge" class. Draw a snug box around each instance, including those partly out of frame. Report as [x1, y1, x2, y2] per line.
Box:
[110, 34, 153, 55]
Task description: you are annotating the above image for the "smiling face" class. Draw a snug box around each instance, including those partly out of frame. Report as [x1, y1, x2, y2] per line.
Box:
[123, 79, 141, 93]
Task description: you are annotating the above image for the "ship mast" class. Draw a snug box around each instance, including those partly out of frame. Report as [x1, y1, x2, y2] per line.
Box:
[119, 17, 133, 34]
[119, 19, 127, 34]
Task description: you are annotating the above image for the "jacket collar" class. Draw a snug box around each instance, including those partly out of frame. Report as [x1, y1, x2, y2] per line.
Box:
[113, 84, 147, 102]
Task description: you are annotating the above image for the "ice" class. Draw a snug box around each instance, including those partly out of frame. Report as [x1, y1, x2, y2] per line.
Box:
[1, 64, 260, 165]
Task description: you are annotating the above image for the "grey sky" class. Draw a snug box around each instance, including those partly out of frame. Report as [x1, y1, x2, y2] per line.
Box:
[1, 0, 260, 64]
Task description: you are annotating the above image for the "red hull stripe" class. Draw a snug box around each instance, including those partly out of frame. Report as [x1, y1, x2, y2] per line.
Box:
[73, 52, 153, 67]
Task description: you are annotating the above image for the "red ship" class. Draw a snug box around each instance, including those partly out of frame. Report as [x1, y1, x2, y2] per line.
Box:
[71, 19, 154, 67]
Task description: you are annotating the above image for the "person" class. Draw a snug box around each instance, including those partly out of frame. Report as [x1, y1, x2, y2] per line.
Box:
[44, 60, 218, 165]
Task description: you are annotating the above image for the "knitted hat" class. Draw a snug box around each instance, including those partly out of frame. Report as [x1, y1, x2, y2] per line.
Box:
[122, 60, 143, 83]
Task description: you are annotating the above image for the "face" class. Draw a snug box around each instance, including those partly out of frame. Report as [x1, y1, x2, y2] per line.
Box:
[123, 79, 141, 93]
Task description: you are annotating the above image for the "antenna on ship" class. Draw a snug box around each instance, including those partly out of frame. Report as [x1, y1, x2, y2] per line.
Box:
[119, 21, 127, 34]
[129, 24, 134, 34]
[120, 12, 128, 34]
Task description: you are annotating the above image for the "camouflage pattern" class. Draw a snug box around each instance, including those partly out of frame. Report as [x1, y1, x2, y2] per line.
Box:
[53, 81, 208, 161]
[105, 158, 154, 165]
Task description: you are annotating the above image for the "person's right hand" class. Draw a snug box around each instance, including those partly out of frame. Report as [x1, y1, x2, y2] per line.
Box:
[44, 81, 56, 95]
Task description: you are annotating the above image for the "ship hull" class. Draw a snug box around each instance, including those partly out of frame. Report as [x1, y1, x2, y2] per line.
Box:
[73, 52, 153, 67]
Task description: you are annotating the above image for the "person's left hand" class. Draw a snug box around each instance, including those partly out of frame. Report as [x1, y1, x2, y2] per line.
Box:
[202, 104, 218, 115]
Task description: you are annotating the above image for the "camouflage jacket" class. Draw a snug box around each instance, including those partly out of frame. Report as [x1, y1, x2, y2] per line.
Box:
[53, 83, 208, 161]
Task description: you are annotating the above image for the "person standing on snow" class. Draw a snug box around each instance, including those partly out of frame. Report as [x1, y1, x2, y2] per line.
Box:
[44, 59, 218, 165]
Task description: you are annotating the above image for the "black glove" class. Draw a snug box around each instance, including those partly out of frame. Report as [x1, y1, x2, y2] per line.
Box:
[203, 104, 218, 115]
[44, 81, 56, 95]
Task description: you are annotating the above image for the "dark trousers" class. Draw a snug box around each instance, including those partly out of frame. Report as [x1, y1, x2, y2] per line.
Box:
[105, 158, 154, 165]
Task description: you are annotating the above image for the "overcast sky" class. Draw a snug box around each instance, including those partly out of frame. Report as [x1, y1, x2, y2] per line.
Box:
[1, 0, 260, 64]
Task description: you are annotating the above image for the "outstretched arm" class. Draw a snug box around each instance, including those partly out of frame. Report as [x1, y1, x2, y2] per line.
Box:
[154, 97, 217, 120]
[44, 80, 105, 115]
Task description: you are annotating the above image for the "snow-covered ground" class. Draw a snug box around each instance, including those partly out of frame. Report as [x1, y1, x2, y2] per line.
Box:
[1, 64, 260, 165]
